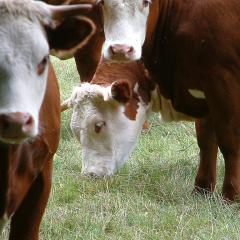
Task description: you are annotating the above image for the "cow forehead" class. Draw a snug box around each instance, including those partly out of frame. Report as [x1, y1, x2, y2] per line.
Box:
[0, 1, 50, 61]
[0, 0, 50, 23]
[103, 0, 142, 15]
[105, 0, 140, 7]
[0, 18, 49, 65]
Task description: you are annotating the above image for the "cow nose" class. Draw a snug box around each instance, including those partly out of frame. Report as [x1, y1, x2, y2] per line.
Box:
[0, 112, 35, 143]
[110, 44, 133, 54]
[109, 44, 134, 61]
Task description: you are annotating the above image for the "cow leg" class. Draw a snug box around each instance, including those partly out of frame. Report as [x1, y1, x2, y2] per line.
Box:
[9, 159, 53, 240]
[202, 71, 240, 201]
[218, 134, 240, 202]
[214, 123, 240, 202]
[194, 116, 218, 194]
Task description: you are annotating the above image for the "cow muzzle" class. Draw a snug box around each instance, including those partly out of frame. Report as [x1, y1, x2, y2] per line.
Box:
[82, 165, 116, 177]
[107, 44, 135, 62]
[0, 112, 35, 144]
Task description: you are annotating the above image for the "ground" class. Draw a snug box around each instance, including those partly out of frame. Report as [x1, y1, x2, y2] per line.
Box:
[2, 58, 240, 240]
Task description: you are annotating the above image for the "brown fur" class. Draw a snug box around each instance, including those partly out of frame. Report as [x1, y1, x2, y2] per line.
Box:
[0, 64, 60, 240]
[91, 60, 154, 120]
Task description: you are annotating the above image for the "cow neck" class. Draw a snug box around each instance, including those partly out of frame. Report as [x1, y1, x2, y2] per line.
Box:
[143, 0, 183, 99]
[143, 0, 174, 67]
[0, 139, 49, 218]
[0, 144, 13, 217]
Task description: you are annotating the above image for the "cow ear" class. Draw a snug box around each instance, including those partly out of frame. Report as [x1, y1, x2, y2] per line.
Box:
[46, 15, 96, 59]
[111, 80, 131, 103]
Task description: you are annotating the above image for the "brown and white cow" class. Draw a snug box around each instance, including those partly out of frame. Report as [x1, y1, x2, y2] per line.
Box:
[0, 0, 95, 239]
[99, 0, 240, 201]
[62, 60, 191, 176]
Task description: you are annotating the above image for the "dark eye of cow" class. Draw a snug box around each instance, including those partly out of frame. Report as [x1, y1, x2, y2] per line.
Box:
[95, 121, 106, 134]
[143, 0, 151, 7]
[37, 55, 49, 75]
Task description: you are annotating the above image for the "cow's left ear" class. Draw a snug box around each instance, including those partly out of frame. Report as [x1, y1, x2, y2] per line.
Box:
[45, 5, 96, 59]
[111, 80, 132, 103]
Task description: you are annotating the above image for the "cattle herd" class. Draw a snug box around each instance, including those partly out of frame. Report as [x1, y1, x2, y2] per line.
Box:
[0, 0, 240, 239]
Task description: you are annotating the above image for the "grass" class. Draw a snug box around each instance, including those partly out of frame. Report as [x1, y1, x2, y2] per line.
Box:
[3, 58, 240, 239]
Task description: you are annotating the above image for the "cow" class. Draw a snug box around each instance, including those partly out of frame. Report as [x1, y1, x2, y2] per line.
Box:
[61, 60, 191, 176]
[99, 0, 240, 202]
[0, 0, 95, 239]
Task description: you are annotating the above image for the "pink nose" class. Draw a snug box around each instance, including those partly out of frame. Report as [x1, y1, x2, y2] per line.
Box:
[0, 112, 35, 143]
[109, 44, 134, 60]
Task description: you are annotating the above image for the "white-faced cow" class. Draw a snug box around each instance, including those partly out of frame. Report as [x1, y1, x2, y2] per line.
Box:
[0, 0, 95, 239]
[62, 60, 191, 176]
[99, 0, 240, 202]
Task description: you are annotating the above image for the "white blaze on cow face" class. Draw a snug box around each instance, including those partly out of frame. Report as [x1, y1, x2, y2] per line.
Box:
[0, 15, 49, 144]
[0, 1, 52, 144]
[67, 83, 150, 176]
[100, 0, 151, 62]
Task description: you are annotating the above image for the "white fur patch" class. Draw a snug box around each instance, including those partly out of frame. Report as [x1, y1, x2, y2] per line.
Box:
[151, 88, 193, 122]
[102, 0, 150, 61]
[188, 89, 206, 99]
[69, 83, 112, 107]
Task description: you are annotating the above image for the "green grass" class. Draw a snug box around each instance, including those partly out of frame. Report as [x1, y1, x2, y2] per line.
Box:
[3, 58, 240, 239]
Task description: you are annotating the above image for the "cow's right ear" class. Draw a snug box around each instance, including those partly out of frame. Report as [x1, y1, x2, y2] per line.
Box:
[111, 80, 131, 103]
[45, 4, 96, 59]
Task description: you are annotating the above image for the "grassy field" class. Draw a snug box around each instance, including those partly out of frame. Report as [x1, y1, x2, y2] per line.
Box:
[3, 58, 240, 239]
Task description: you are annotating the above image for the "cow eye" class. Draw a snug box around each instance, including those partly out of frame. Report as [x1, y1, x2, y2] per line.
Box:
[37, 55, 49, 75]
[95, 121, 106, 134]
[143, 0, 151, 7]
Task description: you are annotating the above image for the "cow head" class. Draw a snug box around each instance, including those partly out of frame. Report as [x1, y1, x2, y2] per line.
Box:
[62, 69, 154, 176]
[0, 0, 95, 144]
[99, 0, 151, 62]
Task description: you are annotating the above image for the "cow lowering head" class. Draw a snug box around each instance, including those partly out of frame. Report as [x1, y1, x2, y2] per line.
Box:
[0, 0, 95, 144]
[62, 61, 156, 176]
[99, 0, 151, 62]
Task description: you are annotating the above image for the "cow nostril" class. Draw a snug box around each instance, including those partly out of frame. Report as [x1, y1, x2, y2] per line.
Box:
[22, 114, 34, 133]
[25, 115, 33, 127]
[109, 45, 116, 54]
[128, 46, 134, 53]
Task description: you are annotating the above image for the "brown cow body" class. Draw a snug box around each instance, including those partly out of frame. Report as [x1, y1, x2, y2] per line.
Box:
[144, 0, 240, 201]
[0, 64, 60, 239]
[100, 0, 240, 201]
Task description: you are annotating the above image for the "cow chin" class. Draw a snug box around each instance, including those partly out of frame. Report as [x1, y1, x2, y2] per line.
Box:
[0, 121, 38, 145]
[0, 130, 37, 145]
[104, 51, 138, 63]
